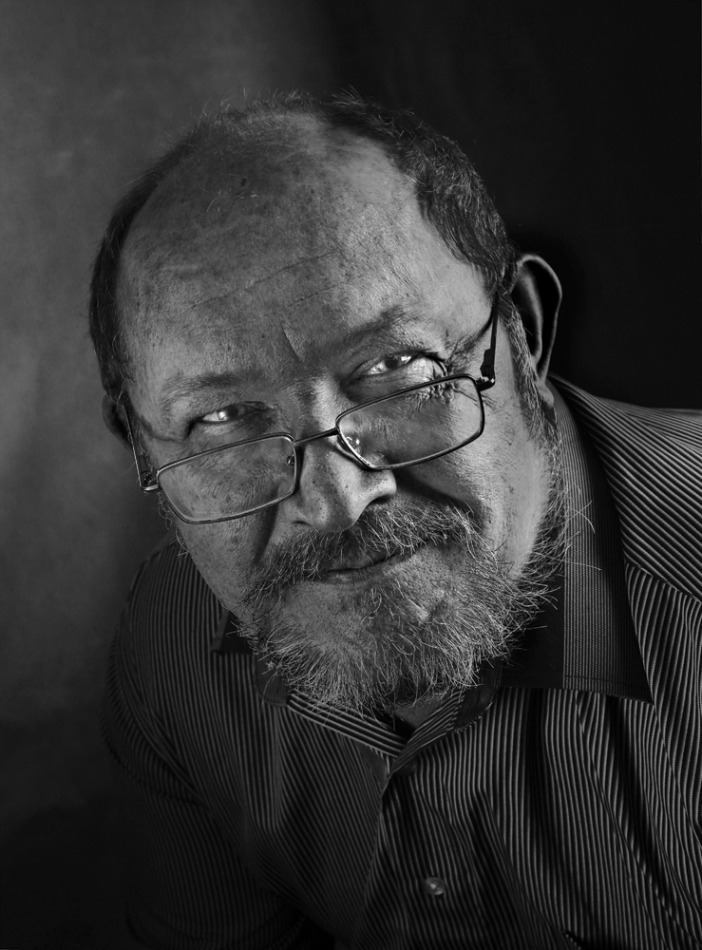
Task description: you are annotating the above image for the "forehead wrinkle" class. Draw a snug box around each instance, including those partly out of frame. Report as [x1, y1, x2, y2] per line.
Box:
[243, 250, 338, 293]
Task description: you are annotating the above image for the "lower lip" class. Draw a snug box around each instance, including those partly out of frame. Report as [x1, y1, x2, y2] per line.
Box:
[316, 549, 417, 585]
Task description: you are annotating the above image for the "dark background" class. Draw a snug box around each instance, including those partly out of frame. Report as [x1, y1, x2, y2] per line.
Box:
[1, 1, 699, 947]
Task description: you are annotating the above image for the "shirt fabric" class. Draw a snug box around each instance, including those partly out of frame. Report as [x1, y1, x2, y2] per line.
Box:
[104, 380, 702, 949]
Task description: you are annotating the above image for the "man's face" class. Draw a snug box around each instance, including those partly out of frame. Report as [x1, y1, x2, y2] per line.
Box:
[119, 128, 557, 711]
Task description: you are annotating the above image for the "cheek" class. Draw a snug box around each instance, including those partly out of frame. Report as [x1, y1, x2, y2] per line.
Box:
[400, 405, 536, 531]
[401, 450, 491, 519]
[401, 421, 514, 517]
[178, 510, 273, 608]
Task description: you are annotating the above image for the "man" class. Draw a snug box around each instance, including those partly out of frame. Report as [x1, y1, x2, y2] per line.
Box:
[91, 93, 702, 949]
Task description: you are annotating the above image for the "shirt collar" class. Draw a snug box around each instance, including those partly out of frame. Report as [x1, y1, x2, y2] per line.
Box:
[500, 386, 650, 704]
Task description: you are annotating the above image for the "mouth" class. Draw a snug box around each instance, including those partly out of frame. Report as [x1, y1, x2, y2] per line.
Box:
[318, 546, 418, 584]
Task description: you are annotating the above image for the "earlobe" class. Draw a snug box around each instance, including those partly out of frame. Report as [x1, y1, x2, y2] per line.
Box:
[510, 253, 562, 387]
[102, 395, 131, 446]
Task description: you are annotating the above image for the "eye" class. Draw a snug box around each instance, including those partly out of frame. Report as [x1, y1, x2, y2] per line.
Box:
[365, 353, 416, 375]
[361, 352, 444, 385]
[200, 404, 248, 425]
[192, 403, 276, 444]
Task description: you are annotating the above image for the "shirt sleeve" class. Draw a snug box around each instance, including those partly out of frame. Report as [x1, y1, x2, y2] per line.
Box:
[102, 601, 334, 950]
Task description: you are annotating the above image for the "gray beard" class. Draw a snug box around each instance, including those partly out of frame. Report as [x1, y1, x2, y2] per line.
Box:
[240, 452, 565, 715]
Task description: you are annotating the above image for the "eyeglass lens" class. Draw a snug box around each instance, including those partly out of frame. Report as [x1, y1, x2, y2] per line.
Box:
[159, 436, 297, 522]
[338, 377, 481, 468]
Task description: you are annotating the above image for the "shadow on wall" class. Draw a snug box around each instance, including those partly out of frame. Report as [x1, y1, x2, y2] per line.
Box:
[1, 697, 143, 946]
[2, 795, 122, 950]
[325, 0, 702, 407]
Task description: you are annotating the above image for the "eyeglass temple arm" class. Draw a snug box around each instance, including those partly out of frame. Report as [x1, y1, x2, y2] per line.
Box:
[124, 412, 159, 492]
[477, 295, 500, 388]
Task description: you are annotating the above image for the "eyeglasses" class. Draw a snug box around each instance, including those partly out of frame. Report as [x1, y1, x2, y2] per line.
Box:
[127, 300, 499, 524]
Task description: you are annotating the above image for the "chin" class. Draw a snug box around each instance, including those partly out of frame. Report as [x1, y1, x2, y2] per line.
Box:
[240, 550, 527, 713]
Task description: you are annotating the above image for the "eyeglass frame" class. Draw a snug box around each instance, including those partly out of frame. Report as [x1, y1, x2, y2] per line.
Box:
[124, 295, 500, 524]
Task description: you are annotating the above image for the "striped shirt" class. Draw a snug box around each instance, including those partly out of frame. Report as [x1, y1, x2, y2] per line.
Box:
[104, 380, 702, 949]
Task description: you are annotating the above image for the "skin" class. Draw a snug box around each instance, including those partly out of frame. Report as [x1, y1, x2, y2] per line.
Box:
[115, 120, 557, 718]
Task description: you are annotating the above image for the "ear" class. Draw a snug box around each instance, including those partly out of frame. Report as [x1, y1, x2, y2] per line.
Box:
[510, 253, 562, 393]
[101, 395, 131, 446]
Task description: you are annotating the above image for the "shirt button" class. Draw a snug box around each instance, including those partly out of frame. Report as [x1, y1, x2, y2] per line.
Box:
[423, 876, 447, 897]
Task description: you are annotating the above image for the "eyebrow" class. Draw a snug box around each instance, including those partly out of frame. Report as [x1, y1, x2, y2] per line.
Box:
[159, 371, 247, 411]
[150, 370, 256, 436]
[328, 303, 490, 356]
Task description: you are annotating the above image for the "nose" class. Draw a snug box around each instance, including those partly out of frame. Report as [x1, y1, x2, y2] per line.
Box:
[281, 438, 397, 532]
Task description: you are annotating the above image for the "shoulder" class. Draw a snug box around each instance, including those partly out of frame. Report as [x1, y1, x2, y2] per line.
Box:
[552, 377, 702, 599]
[117, 532, 225, 705]
[552, 376, 702, 449]
[127, 532, 222, 637]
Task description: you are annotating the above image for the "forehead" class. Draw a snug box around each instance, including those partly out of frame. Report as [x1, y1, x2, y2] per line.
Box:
[122, 122, 448, 294]
[118, 121, 486, 413]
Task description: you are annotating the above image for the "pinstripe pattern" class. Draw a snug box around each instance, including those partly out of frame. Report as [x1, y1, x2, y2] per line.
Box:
[104, 381, 702, 949]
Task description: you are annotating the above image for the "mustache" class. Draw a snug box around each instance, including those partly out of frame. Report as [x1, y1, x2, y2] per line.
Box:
[243, 499, 479, 605]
